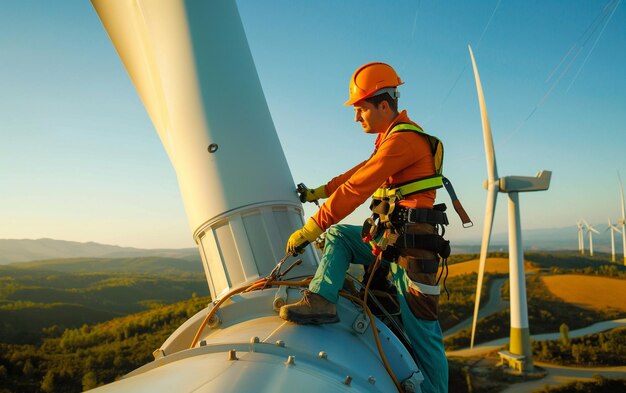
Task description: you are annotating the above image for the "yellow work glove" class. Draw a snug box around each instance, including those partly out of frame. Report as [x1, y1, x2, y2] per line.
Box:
[299, 185, 327, 203]
[286, 218, 323, 255]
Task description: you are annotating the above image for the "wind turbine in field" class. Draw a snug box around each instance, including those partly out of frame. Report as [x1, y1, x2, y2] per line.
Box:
[583, 219, 600, 257]
[607, 218, 622, 263]
[468, 46, 551, 372]
[618, 172, 626, 265]
[577, 221, 585, 255]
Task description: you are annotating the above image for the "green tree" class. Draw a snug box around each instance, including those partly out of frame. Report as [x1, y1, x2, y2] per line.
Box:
[571, 344, 582, 364]
[82, 371, 98, 391]
[22, 359, 35, 377]
[41, 370, 57, 393]
[559, 323, 570, 346]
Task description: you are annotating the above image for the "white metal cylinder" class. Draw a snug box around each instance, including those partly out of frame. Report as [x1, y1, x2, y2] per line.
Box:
[507, 192, 528, 331]
[610, 229, 616, 262]
[622, 224, 625, 265]
[92, 0, 318, 297]
[507, 192, 532, 362]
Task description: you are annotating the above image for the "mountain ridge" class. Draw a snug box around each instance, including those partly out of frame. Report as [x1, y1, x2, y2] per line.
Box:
[2, 225, 623, 265]
[0, 238, 199, 265]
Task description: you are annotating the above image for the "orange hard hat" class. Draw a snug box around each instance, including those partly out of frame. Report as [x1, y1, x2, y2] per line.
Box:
[344, 62, 404, 106]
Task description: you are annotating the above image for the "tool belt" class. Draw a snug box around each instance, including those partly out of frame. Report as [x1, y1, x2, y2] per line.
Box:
[361, 204, 450, 259]
[383, 223, 449, 271]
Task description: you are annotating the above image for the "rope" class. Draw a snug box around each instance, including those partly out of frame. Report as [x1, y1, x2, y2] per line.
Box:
[188, 275, 405, 393]
[341, 292, 405, 393]
[189, 278, 311, 348]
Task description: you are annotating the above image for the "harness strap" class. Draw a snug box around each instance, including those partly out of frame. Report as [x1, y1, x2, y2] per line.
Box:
[391, 206, 448, 226]
[373, 176, 444, 200]
[443, 177, 473, 228]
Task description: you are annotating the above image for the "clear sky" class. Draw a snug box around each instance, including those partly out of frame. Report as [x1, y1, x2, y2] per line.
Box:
[1, 0, 624, 249]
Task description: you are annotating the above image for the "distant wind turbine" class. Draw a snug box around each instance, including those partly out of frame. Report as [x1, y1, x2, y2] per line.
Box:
[607, 217, 622, 263]
[618, 172, 626, 265]
[583, 219, 600, 257]
[577, 220, 585, 255]
[468, 46, 552, 372]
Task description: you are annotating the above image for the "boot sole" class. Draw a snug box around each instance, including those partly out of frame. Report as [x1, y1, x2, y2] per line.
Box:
[279, 311, 339, 325]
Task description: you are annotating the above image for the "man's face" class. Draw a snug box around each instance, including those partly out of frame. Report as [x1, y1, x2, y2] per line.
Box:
[353, 100, 386, 134]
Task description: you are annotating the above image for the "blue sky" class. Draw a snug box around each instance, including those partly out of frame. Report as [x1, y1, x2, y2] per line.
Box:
[1, 1, 624, 249]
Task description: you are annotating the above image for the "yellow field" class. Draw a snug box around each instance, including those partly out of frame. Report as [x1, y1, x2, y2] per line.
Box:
[541, 274, 626, 313]
[447, 257, 538, 277]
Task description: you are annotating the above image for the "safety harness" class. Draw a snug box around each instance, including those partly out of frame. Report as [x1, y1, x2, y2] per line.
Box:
[370, 123, 472, 228]
[360, 123, 472, 296]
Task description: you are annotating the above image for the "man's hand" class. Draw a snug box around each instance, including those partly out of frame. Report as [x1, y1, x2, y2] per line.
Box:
[286, 219, 323, 255]
[297, 184, 327, 203]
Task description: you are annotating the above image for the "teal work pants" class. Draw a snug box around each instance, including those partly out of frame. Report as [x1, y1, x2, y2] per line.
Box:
[309, 224, 448, 393]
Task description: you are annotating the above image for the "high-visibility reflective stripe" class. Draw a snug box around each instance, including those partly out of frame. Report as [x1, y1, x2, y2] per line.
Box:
[396, 176, 443, 197]
[390, 123, 424, 135]
[408, 280, 441, 295]
[372, 175, 443, 200]
[372, 188, 388, 199]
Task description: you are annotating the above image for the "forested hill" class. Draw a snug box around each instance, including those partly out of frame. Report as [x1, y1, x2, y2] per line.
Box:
[0, 256, 208, 344]
[0, 295, 210, 393]
[6, 256, 203, 274]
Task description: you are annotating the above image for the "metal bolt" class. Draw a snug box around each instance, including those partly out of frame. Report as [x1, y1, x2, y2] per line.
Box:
[228, 349, 238, 361]
[368, 376, 376, 385]
[273, 297, 285, 309]
[250, 336, 260, 344]
[286, 355, 296, 366]
[207, 313, 221, 329]
[199, 340, 207, 347]
[276, 340, 285, 347]
[343, 376, 352, 386]
[318, 351, 328, 359]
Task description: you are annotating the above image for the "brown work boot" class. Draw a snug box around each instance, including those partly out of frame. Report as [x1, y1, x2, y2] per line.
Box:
[279, 290, 339, 324]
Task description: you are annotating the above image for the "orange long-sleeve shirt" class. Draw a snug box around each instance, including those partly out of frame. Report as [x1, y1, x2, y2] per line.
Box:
[313, 110, 436, 231]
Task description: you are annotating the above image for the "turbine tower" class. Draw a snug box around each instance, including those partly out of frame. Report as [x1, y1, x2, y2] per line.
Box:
[607, 218, 622, 263]
[468, 46, 551, 372]
[583, 219, 599, 257]
[577, 220, 585, 255]
[90, 0, 318, 298]
[617, 172, 626, 266]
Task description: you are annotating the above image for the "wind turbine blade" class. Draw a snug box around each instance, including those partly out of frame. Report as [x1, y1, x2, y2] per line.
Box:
[469, 45, 498, 183]
[470, 185, 498, 348]
[591, 226, 600, 234]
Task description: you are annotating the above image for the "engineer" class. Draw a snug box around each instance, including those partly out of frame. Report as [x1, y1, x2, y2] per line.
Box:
[280, 62, 449, 393]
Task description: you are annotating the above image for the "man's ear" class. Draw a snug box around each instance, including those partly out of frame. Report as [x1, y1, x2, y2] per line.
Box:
[378, 100, 388, 111]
